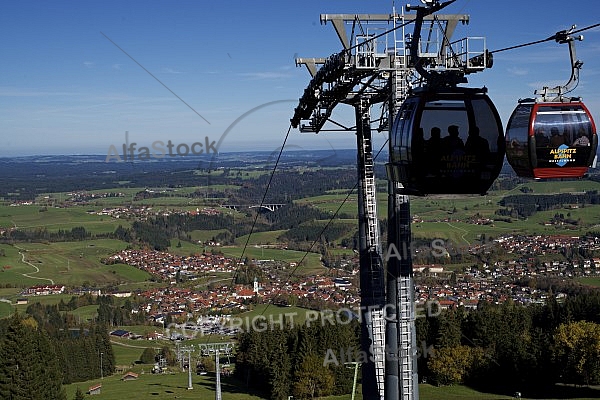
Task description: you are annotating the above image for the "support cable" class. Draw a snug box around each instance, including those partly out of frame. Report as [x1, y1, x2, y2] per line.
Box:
[229, 124, 293, 287]
[489, 22, 600, 54]
[198, 124, 292, 347]
[257, 136, 389, 318]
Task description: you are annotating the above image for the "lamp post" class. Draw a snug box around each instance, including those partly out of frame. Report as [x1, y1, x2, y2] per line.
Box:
[100, 352, 104, 380]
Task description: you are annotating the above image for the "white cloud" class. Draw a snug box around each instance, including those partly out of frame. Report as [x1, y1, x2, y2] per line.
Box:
[0, 88, 78, 97]
[506, 67, 528, 76]
[162, 67, 182, 74]
[237, 71, 292, 80]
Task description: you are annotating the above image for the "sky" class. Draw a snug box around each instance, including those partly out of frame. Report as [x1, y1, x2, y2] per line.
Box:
[1, 0, 599, 158]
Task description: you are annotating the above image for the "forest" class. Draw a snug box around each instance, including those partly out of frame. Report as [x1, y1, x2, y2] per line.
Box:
[498, 190, 600, 217]
[0, 304, 115, 400]
[235, 290, 600, 399]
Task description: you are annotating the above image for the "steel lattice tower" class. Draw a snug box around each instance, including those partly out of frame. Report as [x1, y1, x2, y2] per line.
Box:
[291, 2, 488, 398]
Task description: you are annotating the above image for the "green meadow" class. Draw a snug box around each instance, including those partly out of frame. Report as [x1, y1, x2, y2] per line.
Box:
[64, 370, 266, 400]
[0, 243, 53, 287]
[296, 179, 600, 245]
[235, 230, 287, 245]
[62, 370, 600, 400]
[0, 204, 128, 234]
[0, 301, 13, 319]
[576, 276, 600, 287]
[0, 239, 151, 292]
[217, 245, 325, 274]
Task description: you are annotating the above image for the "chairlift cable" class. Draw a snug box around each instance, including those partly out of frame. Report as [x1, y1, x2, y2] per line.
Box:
[196, 124, 293, 347]
[229, 124, 293, 287]
[490, 22, 600, 54]
[257, 137, 390, 318]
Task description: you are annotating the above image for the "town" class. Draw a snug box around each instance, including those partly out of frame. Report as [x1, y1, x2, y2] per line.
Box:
[17, 233, 600, 335]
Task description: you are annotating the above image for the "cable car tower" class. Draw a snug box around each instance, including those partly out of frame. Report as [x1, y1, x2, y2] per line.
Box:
[291, 1, 493, 399]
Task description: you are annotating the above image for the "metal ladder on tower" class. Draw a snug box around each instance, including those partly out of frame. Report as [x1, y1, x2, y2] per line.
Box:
[357, 101, 386, 398]
[393, 10, 411, 111]
[361, 132, 384, 301]
[388, 17, 420, 394]
[398, 274, 417, 399]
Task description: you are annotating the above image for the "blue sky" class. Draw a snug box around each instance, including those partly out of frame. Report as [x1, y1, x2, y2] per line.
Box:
[0, 0, 599, 157]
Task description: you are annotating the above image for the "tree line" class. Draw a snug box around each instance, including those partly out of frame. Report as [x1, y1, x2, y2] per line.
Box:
[0, 311, 114, 399]
[234, 289, 600, 399]
[416, 291, 600, 394]
[235, 318, 360, 399]
[498, 190, 600, 218]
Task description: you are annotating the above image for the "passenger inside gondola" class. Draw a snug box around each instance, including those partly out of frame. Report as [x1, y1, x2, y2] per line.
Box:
[412, 127, 426, 175]
[550, 127, 567, 146]
[441, 125, 465, 153]
[465, 126, 490, 157]
[535, 128, 550, 147]
[573, 128, 590, 146]
[464, 126, 490, 176]
[425, 126, 442, 176]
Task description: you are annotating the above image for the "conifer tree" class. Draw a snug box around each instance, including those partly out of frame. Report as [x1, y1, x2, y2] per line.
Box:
[73, 386, 85, 400]
[0, 314, 66, 400]
[140, 347, 157, 364]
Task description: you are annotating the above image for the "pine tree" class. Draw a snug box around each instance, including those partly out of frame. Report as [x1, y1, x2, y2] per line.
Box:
[95, 324, 115, 378]
[140, 347, 157, 364]
[73, 386, 85, 400]
[0, 314, 66, 400]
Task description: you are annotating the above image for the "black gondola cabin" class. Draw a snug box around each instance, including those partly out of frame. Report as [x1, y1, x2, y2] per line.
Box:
[505, 100, 598, 179]
[388, 88, 505, 195]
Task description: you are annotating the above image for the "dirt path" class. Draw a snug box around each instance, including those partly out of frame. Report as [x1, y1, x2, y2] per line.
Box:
[13, 245, 55, 284]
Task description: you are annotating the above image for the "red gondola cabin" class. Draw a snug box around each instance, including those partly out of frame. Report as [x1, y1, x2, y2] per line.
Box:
[505, 99, 598, 179]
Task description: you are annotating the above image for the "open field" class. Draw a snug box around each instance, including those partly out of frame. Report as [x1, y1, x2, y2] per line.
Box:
[69, 304, 99, 322]
[64, 370, 266, 400]
[576, 276, 600, 287]
[295, 192, 389, 218]
[418, 383, 600, 399]
[503, 179, 600, 194]
[235, 230, 287, 245]
[62, 370, 600, 400]
[167, 238, 206, 256]
[216, 245, 325, 274]
[0, 243, 55, 287]
[0, 204, 129, 234]
[111, 341, 153, 366]
[0, 301, 13, 319]
[0, 239, 151, 289]
[297, 180, 600, 246]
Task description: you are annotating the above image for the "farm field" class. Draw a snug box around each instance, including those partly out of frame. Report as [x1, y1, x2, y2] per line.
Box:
[216, 245, 325, 274]
[189, 228, 231, 243]
[234, 230, 287, 246]
[0, 204, 129, 234]
[576, 276, 600, 287]
[64, 371, 266, 400]
[297, 180, 600, 244]
[0, 239, 151, 293]
[62, 371, 600, 400]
